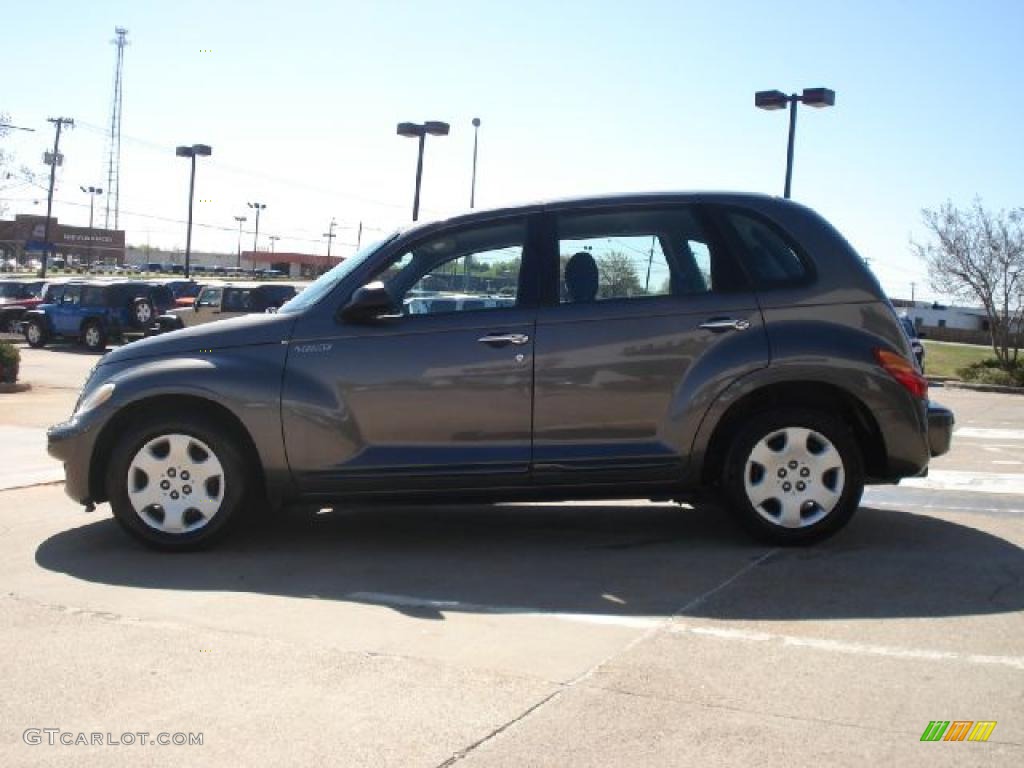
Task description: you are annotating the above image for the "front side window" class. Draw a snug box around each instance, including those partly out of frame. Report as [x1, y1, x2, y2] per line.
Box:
[197, 288, 222, 307]
[369, 220, 525, 316]
[556, 207, 739, 304]
[61, 286, 82, 306]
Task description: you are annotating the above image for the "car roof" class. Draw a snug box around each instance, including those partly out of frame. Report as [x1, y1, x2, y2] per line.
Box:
[398, 190, 782, 238]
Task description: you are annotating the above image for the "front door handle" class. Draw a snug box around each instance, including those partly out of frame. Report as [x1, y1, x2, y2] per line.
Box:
[699, 318, 751, 332]
[478, 333, 530, 347]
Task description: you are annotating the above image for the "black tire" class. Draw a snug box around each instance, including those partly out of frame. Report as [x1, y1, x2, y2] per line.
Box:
[721, 408, 863, 545]
[105, 411, 250, 550]
[132, 297, 155, 328]
[3, 312, 21, 334]
[81, 320, 108, 353]
[24, 319, 48, 348]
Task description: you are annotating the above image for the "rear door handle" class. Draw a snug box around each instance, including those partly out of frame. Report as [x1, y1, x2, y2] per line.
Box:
[478, 333, 530, 347]
[699, 318, 751, 332]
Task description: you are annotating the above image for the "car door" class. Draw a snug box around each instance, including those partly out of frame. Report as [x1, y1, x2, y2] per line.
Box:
[186, 286, 223, 326]
[282, 216, 537, 494]
[531, 204, 770, 485]
[51, 285, 83, 335]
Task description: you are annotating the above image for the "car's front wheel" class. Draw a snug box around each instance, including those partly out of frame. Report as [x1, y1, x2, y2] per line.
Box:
[721, 408, 863, 544]
[106, 413, 249, 550]
[24, 319, 48, 348]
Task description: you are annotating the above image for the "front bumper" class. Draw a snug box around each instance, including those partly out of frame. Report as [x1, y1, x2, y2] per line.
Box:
[927, 401, 954, 457]
[47, 417, 102, 504]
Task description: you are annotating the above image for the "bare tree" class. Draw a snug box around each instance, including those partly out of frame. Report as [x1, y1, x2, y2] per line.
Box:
[0, 111, 39, 219]
[913, 200, 1024, 368]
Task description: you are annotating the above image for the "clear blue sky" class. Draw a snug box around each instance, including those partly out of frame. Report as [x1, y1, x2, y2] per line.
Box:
[2, 0, 1022, 301]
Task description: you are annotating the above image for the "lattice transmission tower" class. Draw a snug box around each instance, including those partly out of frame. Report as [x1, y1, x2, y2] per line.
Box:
[104, 26, 129, 230]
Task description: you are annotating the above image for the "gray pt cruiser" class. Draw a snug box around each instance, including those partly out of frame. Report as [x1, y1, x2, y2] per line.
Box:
[48, 192, 954, 550]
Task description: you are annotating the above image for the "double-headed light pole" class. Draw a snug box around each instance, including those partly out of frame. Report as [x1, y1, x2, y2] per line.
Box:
[397, 121, 449, 221]
[754, 87, 835, 198]
[175, 143, 212, 278]
[247, 202, 266, 270]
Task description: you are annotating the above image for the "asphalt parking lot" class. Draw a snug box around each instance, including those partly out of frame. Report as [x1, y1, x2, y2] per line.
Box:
[1, 345, 1022, 766]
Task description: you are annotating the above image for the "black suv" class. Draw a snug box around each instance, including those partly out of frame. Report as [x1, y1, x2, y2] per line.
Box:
[48, 193, 954, 549]
[24, 280, 174, 352]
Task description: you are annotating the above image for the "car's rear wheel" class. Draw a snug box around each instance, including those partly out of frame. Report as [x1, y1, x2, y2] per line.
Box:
[721, 408, 863, 544]
[81, 320, 107, 353]
[4, 314, 21, 334]
[25, 319, 47, 348]
[106, 413, 249, 550]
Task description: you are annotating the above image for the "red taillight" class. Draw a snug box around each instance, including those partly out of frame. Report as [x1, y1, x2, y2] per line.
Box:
[874, 348, 928, 399]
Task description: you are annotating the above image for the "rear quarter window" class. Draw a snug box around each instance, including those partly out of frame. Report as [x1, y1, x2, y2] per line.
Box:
[725, 211, 811, 288]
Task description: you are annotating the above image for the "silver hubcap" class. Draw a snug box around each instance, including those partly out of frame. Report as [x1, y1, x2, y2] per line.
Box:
[85, 326, 100, 346]
[27, 324, 40, 343]
[743, 427, 845, 528]
[137, 304, 152, 322]
[127, 434, 225, 534]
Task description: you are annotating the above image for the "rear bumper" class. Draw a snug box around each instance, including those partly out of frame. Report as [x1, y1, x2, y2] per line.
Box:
[927, 401, 954, 457]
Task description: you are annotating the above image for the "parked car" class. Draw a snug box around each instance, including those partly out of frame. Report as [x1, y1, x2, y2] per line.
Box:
[156, 282, 300, 331]
[47, 192, 953, 550]
[0, 279, 45, 332]
[23, 280, 174, 352]
[899, 314, 926, 372]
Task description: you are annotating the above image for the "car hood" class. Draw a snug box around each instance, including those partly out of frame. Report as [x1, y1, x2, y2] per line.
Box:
[100, 312, 296, 365]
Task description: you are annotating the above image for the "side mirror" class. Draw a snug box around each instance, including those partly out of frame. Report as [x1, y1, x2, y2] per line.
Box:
[340, 281, 397, 323]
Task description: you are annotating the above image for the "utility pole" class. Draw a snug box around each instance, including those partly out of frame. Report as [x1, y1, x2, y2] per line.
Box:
[910, 282, 916, 304]
[42, 117, 74, 278]
[322, 217, 337, 275]
[356, 221, 363, 251]
[233, 215, 247, 268]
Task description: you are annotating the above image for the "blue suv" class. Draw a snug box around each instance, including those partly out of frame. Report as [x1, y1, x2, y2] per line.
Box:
[23, 280, 174, 352]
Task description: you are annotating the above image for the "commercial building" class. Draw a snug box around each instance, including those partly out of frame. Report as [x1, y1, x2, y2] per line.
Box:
[0, 215, 125, 266]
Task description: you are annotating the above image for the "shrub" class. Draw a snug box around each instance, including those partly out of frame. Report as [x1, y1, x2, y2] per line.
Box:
[0, 340, 19, 384]
[957, 358, 1024, 387]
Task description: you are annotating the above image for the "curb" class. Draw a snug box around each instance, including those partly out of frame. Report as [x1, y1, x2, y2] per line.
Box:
[0, 382, 31, 394]
[942, 381, 1024, 395]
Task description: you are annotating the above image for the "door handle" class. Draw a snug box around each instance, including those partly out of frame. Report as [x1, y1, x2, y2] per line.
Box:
[478, 333, 530, 347]
[699, 318, 751, 332]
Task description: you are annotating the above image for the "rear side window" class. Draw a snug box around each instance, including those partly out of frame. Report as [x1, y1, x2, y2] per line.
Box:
[555, 206, 746, 304]
[725, 212, 809, 288]
[81, 286, 107, 306]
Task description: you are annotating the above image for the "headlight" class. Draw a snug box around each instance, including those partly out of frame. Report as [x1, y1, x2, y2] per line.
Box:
[75, 382, 115, 415]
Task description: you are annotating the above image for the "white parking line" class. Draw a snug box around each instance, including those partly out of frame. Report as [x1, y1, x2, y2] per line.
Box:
[955, 427, 1024, 440]
[669, 624, 1024, 671]
[901, 470, 1024, 495]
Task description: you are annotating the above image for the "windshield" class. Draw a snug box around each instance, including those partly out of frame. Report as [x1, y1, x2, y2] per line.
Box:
[278, 233, 398, 314]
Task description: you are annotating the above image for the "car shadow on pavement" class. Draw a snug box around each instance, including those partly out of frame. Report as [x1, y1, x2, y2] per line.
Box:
[34, 503, 1024, 622]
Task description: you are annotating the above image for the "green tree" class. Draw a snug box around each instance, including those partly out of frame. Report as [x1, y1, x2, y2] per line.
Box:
[913, 199, 1024, 368]
[598, 250, 643, 298]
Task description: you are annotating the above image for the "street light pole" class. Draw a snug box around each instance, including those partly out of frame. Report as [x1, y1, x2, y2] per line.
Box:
[42, 117, 74, 278]
[175, 143, 212, 279]
[397, 121, 450, 221]
[247, 202, 266, 270]
[233, 215, 247, 268]
[755, 87, 835, 199]
[80, 186, 103, 266]
[470, 117, 480, 208]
